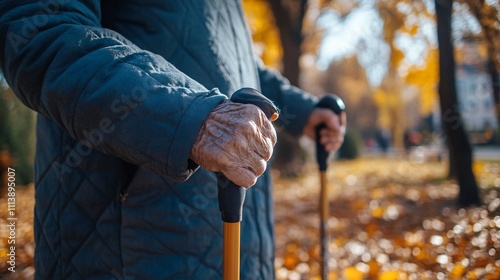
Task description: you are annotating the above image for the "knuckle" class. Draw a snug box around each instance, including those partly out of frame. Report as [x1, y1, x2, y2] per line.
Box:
[241, 171, 257, 188]
[228, 167, 253, 188]
[265, 145, 273, 161]
[270, 128, 277, 144]
[255, 160, 267, 176]
[235, 122, 251, 136]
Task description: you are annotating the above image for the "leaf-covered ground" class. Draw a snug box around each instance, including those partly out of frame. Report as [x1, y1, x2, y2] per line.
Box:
[273, 158, 500, 280]
[0, 184, 35, 279]
[1, 157, 500, 279]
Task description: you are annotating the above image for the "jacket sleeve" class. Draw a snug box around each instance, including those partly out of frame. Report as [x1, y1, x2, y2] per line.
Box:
[257, 59, 317, 137]
[0, 0, 226, 181]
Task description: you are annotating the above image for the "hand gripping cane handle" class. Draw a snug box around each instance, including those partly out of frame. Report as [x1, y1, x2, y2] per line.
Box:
[315, 94, 346, 171]
[217, 88, 279, 223]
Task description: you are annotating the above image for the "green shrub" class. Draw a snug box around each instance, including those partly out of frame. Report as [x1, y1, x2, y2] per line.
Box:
[337, 128, 361, 160]
[0, 83, 36, 185]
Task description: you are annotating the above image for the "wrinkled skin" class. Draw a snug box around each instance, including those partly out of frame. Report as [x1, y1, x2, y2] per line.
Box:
[190, 100, 277, 188]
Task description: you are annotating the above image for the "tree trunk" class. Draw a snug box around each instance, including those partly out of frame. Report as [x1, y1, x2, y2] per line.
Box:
[447, 138, 457, 179]
[281, 37, 301, 86]
[267, 0, 307, 176]
[435, 0, 481, 207]
[268, 0, 306, 86]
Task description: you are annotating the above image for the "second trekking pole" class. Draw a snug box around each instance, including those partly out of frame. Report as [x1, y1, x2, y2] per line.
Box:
[315, 94, 345, 280]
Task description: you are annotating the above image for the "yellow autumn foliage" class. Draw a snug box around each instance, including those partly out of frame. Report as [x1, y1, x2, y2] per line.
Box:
[405, 48, 439, 116]
[401, 24, 419, 36]
[450, 263, 466, 279]
[242, 0, 283, 69]
[343, 266, 364, 280]
[390, 47, 405, 68]
[379, 270, 406, 280]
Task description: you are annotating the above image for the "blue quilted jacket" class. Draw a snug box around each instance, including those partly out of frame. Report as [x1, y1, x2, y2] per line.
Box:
[0, 0, 317, 279]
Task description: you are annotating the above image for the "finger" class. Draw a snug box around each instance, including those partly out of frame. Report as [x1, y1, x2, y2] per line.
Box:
[321, 134, 344, 151]
[326, 142, 343, 153]
[323, 143, 340, 153]
[225, 143, 267, 185]
[320, 129, 342, 139]
[259, 111, 277, 145]
[260, 126, 276, 161]
[320, 114, 346, 139]
[246, 116, 274, 161]
[339, 111, 347, 126]
[246, 136, 270, 175]
[323, 134, 344, 145]
[224, 164, 261, 188]
[320, 130, 341, 143]
[324, 144, 333, 153]
[320, 135, 343, 150]
[323, 111, 341, 132]
[268, 122, 277, 146]
[322, 141, 341, 153]
[252, 158, 267, 177]
[322, 111, 347, 139]
[332, 137, 345, 151]
[254, 135, 274, 161]
[254, 112, 276, 161]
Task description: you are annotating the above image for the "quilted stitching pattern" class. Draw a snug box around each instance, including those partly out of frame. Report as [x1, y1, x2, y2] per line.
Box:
[22, 1, 274, 279]
[34, 116, 129, 279]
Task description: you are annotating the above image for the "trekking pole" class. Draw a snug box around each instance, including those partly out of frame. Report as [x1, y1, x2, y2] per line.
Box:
[315, 94, 345, 280]
[217, 88, 279, 280]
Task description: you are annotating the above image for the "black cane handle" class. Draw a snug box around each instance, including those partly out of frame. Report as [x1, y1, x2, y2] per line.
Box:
[217, 88, 279, 223]
[315, 94, 345, 171]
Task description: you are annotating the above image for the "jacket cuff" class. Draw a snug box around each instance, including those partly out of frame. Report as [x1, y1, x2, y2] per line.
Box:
[166, 88, 226, 181]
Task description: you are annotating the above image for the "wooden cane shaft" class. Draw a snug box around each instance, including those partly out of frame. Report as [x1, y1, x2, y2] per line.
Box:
[320, 171, 329, 221]
[319, 171, 329, 280]
[223, 222, 240, 280]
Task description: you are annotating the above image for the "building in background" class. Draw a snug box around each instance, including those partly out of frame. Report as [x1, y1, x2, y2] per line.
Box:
[456, 63, 498, 144]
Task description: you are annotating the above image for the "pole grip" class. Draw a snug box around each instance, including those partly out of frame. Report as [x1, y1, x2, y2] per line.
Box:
[315, 94, 345, 171]
[217, 172, 246, 223]
[217, 88, 279, 223]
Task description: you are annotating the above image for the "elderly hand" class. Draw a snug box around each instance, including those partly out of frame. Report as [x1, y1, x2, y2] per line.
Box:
[303, 108, 346, 152]
[190, 100, 277, 188]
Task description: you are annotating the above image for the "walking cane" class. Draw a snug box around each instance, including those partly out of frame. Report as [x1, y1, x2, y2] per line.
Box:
[217, 88, 279, 280]
[315, 94, 345, 280]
